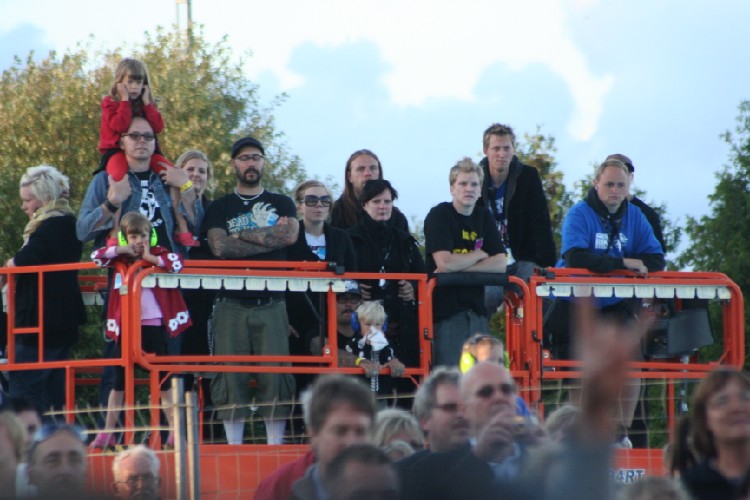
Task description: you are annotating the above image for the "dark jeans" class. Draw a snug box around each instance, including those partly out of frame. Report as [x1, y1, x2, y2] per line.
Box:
[10, 343, 71, 413]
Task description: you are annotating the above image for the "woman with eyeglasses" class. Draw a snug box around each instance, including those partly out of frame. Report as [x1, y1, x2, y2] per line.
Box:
[679, 367, 750, 500]
[286, 181, 358, 354]
[347, 179, 425, 372]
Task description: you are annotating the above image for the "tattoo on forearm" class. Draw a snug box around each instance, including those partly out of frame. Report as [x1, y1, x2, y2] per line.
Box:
[238, 224, 295, 249]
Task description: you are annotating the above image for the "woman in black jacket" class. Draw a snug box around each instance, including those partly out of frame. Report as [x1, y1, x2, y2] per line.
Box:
[286, 180, 358, 352]
[347, 179, 425, 368]
[2, 166, 86, 412]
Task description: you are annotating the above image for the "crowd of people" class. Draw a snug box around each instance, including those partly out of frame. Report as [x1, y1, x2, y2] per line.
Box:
[0, 56, 738, 498]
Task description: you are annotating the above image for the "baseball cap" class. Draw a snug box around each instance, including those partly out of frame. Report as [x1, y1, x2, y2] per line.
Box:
[606, 153, 634, 173]
[231, 136, 265, 158]
[342, 279, 361, 296]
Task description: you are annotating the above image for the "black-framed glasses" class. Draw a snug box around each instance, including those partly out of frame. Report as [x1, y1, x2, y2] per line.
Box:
[303, 195, 333, 207]
[235, 153, 264, 162]
[434, 402, 460, 413]
[475, 383, 517, 399]
[122, 132, 156, 142]
[116, 473, 158, 488]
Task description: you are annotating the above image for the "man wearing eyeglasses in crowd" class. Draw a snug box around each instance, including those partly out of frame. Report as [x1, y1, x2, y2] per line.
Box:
[111, 445, 161, 499]
[201, 136, 299, 446]
[397, 367, 469, 496]
[400, 302, 653, 499]
[77, 116, 197, 252]
[26, 424, 88, 500]
[401, 362, 541, 499]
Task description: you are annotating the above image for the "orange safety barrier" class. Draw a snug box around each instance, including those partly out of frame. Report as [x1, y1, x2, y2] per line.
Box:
[114, 259, 435, 446]
[3, 260, 746, 493]
[525, 268, 745, 426]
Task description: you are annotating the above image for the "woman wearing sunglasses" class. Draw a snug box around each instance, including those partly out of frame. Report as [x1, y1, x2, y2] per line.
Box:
[286, 181, 358, 354]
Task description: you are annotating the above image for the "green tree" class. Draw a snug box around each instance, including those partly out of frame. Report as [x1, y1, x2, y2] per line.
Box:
[0, 25, 306, 259]
[679, 100, 750, 331]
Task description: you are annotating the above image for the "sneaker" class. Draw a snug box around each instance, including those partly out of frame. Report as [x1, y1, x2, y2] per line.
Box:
[174, 232, 199, 247]
[90, 432, 116, 449]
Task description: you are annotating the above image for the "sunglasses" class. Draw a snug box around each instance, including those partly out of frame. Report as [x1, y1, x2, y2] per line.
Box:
[122, 132, 156, 142]
[475, 383, 517, 399]
[303, 195, 333, 207]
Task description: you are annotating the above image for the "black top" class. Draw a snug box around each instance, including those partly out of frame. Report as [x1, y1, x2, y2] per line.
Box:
[630, 195, 667, 253]
[13, 215, 86, 347]
[681, 459, 742, 500]
[201, 190, 296, 300]
[479, 156, 556, 267]
[424, 202, 504, 322]
[347, 213, 425, 317]
[286, 221, 358, 339]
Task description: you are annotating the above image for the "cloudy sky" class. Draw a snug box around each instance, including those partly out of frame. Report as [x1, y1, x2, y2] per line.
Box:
[2, 0, 749, 259]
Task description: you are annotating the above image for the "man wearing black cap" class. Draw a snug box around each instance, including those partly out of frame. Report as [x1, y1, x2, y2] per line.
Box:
[606, 153, 667, 252]
[202, 136, 299, 445]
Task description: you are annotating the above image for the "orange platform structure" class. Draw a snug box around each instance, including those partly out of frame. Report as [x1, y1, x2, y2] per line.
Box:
[2, 260, 744, 497]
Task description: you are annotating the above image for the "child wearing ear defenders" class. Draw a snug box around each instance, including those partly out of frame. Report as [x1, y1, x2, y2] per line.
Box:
[345, 301, 406, 399]
[89, 211, 192, 449]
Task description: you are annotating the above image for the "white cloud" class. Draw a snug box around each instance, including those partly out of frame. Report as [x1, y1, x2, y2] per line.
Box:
[198, 0, 613, 140]
[2, 0, 612, 140]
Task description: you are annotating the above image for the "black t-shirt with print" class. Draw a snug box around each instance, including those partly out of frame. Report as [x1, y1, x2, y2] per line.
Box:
[424, 202, 504, 321]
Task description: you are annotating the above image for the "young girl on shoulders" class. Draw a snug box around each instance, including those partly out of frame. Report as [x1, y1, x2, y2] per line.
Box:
[90, 211, 192, 449]
[98, 57, 196, 247]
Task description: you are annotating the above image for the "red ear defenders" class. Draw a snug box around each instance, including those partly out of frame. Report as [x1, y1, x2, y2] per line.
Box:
[350, 311, 389, 334]
[118, 228, 158, 247]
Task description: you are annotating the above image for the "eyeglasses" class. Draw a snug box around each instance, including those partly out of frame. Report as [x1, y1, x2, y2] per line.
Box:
[434, 402, 460, 413]
[475, 383, 517, 399]
[116, 473, 158, 488]
[235, 153, 264, 162]
[303, 195, 333, 207]
[122, 132, 156, 142]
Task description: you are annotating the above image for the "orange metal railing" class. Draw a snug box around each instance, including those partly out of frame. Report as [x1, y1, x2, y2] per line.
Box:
[2, 261, 745, 450]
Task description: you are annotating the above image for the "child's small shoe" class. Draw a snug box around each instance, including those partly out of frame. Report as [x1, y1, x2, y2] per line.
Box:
[90, 432, 116, 449]
[166, 433, 175, 448]
[175, 232, 199, 247]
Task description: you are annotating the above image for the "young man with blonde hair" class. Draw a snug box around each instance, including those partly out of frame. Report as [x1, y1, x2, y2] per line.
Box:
[424, 157, 506, 367]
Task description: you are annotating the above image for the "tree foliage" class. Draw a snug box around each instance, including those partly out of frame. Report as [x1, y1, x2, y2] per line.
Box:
[0, 25, 306, 259]
[679, 100, 750, 297]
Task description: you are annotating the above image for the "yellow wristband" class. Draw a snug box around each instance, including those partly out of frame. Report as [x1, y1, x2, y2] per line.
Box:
[355, 357, 364, 366]
[180, 180, 194, 193]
